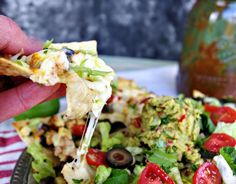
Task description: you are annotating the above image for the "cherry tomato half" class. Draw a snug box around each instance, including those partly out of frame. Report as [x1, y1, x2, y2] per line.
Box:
[193, 162, 221, 184]
[138, 163, 175, 184]
[86, 148, 107, 167]
[71, 124, 86, 137]
[204, 133, 236, 153]
[204, 104, 236, 125]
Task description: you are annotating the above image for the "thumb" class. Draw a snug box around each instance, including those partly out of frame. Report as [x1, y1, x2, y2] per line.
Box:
[0, 81, 61, 122]
[0, 15, 42, 55]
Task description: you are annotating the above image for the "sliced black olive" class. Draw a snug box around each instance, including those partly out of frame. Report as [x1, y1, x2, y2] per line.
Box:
[40, 124, 50, 132]
[66, 156, 74, 163]
[54, 162, 66, 174]
[62, 47, 75, 56]
[106, 148, 133, 169]
[110, 121, 127, 133]
[40, 135, 53, 148]
[40, 135, 47, 147]
[140, 141, 151, 149]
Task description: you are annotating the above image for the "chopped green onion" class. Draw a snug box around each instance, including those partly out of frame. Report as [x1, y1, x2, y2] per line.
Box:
[43, 39, 54, 49]
[79, 59, 88, 67]
[91, 69, 111, 76]
[71, 65, 111, 79]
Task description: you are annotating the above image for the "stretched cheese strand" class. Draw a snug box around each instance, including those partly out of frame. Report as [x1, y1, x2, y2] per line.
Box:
[77, 112, 100, 162]
[61, 113, 101, 184]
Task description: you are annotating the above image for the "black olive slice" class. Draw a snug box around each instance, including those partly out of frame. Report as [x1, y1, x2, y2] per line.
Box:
[106, 148, 133, 169]
[40, 135, 53, 148]
[110, 121, 127, 133]
[62, 47, 75, 56]
[40, 135, 47, 147]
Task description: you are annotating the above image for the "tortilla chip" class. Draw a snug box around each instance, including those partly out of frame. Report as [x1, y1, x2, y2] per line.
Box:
[0, 57, 31, 77]
[13, 117, 51, 145]
[13, 120, 35, 145]
[0, 41, 114, 120]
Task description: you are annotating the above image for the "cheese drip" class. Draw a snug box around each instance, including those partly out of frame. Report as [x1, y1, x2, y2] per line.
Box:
[61, 113, 101, 183]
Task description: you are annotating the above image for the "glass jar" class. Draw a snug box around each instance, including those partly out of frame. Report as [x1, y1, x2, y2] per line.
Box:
[177, 0, 236, 99]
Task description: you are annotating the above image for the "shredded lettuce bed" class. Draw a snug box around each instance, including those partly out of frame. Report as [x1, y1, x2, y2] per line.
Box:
[27, 143, 56, 182]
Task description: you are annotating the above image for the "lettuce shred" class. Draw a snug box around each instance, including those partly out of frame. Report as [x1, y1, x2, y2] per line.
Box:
[98, 122, 125, 151]
[220, 146, 236, 175]
[95, 165, 112, 184]
[147, 147, 178, 172]
[27, 142, 56, 182]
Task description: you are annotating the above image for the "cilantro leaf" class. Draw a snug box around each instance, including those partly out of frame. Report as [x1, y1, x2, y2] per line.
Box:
[104, 169, 129, 184]
[160, 115, 172, 125]
[220, 146, 236, 175]
[200, 113, 215, 136]
[147, 148, 178, 172]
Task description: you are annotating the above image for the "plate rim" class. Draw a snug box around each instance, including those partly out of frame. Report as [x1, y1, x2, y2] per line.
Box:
[10, 149, 32, 184]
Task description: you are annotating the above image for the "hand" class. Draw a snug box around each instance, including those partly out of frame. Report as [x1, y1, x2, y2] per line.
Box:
[0, 15, 65, 122]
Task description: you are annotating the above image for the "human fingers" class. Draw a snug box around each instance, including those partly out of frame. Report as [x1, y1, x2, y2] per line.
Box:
[0, 81, 61, 122]
[0, 15, 42, 55]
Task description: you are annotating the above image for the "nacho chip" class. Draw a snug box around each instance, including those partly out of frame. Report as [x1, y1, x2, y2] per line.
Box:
[0, 41, 114, 120]
[0, 57, 31, 77]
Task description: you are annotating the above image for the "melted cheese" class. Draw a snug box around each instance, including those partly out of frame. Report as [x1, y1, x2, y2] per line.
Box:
[27, 41, 114, 120]
[62, 113, 99, 183]
[19, 41, 114, 183]
[62, 159, 95, 183]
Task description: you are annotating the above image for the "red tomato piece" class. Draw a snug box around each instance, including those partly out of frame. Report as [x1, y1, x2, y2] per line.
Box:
[178, 114, 186, 123]
[138, 163, 175, 184]
[132, 117, 142, 128]
[204, 133, 236, 153]
[86, 148, 107, 167]
[204, 104, 236, 125]
[193, 162, 221, 184]
[204, 104, 219, 112]
[71, 124, 86, 137]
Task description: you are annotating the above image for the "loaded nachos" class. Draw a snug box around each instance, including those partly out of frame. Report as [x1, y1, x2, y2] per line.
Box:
[13, 78, 236, 184]
[0, 40, 114, 119]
